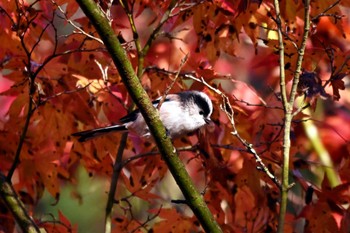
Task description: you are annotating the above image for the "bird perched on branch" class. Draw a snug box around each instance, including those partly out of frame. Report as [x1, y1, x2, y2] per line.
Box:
[72, 91, 213, 142]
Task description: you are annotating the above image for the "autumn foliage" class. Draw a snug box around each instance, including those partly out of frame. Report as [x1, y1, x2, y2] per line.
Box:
[1, 0, 350, 232]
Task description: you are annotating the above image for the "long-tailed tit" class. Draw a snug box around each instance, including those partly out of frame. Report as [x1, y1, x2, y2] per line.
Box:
[72, 90, 213, 142]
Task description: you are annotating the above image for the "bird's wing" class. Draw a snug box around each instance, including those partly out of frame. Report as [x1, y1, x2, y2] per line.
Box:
[119, 96, 172, 123]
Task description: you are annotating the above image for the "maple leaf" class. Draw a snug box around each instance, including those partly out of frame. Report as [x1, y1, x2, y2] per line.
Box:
[39, 210, 78, 233]
[330, 73, 346, 101]
[3, 0, 350, 232]
[214, 0, 236, 14]
[152, 208, 199, 232]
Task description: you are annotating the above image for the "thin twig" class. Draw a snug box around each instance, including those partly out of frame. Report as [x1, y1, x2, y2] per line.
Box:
[105, 133, 128, 233]
[7, 86, 34, 182]
[183, 74, 281, 188]
[7, 1, 38, 181]
[52, 0, 104, 44]
[34, 82, 93, 109]
[121, 145, 198, 167]
[119, 0, 143, 77]
[168, 1, 205, 18]
[143, 0, 178, 52]
[311, 0, 341, 22]
[157, 53, 189, 110]
[129, 206, 162, 233]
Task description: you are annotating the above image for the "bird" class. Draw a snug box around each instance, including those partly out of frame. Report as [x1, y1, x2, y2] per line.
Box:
[72, 90, 213, 142]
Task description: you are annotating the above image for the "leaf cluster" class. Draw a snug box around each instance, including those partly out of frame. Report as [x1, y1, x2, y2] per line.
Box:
[0, 0, 350, 232]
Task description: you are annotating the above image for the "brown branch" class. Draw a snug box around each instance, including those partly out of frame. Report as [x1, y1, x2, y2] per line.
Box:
[157, 54, 189, 110]
[184, 74, 281, 188]
[119, 0, 143, 77]
[311, 0, 342, 22]
[129, 206, 162, 233]
[105, 133, 128, 233]
[141, 0, 178, 56]
[7, 1, 39, 181]
[52, 0, 104, 44]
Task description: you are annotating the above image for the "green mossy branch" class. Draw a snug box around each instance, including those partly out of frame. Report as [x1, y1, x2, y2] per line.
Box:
[0, 172, 41, 233]
[274, 0, 311, 232]
[75, 0, 222, 232]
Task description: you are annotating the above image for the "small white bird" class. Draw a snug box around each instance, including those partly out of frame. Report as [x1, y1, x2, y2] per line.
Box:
[72, 91, 213, 142]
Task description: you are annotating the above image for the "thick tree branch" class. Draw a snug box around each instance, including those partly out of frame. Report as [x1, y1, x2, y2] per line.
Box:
[75, 0, 222, 232]
[0, 172, 40, 233]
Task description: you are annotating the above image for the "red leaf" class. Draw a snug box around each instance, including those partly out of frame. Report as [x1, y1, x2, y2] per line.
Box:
[330, 73, 346, 101]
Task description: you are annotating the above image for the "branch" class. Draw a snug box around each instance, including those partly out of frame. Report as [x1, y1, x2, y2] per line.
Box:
[7, 1, 39, 181]
[52, 0, 104, 44]
[0, 172, 41, 233]
[75, 0, 222, 232]
[129, 206, 162, 233]
[273, 5, 288, 111]
[183, 74, 281, 188]
[105, 133, 128, 233]
[121, 145, 198, 167]
[273, 0, 289, 230]
[311, 0, 341, 22]
[141, 0, 177, 59]
[119, 0, 143, 77]
[6, 88, 34, 181]
[273, 0, 311, 232]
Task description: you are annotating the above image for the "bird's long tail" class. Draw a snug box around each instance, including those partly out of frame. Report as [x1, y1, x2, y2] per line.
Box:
[72, 125, 127, 142]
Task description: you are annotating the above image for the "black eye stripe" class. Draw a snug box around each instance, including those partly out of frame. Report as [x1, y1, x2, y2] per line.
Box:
[177, 91, 211, 117]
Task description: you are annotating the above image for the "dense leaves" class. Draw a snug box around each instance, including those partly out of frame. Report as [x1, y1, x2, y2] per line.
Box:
[0, 0, 350, 232]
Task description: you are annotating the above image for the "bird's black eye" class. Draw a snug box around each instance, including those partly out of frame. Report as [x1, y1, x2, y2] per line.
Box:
[199, 110, 204, 115]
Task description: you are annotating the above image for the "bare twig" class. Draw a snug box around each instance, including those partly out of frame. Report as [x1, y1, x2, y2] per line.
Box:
[105, 133, 128, 233]
[129, 206, 162, 233]
[34, 82, 93, 109]
[143, 66, 282, 186]
[141, 0, 178, 58]
[0, 6, 16, 25]
[119, 0, 143, 77]
[7, 0, 39, 181]
[122, 145, 198, 167]
[30, 14, 54, 56]
[52, 0, 104, 44]
[168, 1, 205, 18]
[311, 0, 342, 22]
[232, 94, 283, 110]
[157, 54, 189, 110]
[183, 74, 281, 188]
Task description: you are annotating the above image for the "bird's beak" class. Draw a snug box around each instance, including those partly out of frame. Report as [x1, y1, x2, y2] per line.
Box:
[204, 118, 212, 124]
